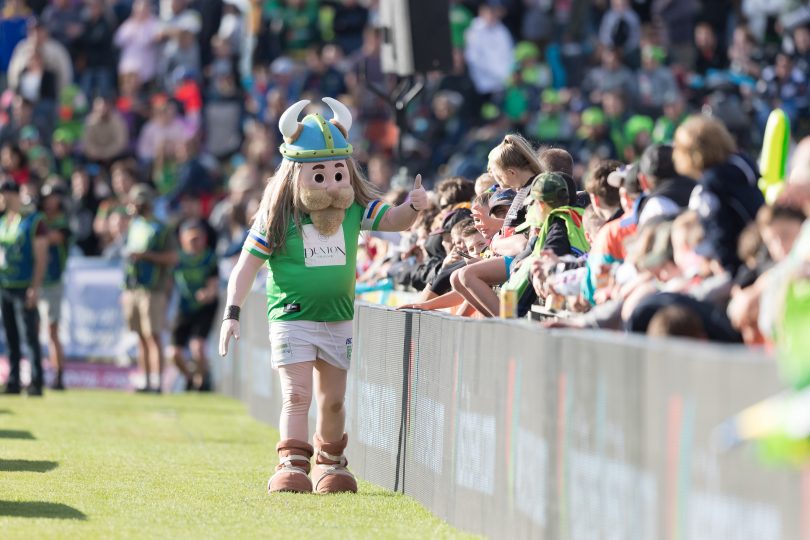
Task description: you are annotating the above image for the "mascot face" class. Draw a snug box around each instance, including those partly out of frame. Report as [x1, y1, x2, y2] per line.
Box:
[297, 159, 355, 236]
[278, 97, 355, 237]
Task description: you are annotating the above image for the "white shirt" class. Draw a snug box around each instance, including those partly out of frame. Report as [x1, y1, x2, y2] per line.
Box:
[463, 18, 514, 94]
[638, 195, 681, 227]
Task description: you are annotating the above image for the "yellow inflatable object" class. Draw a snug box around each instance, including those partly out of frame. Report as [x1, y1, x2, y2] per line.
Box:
[758, 109, 790, 204]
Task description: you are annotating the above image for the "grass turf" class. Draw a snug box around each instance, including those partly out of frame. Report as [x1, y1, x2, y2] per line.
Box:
[0, 390, 474, 539]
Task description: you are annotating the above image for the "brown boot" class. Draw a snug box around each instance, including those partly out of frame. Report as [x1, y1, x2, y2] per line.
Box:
[267, 439, 313, 494]
[311, 433, 357, 494]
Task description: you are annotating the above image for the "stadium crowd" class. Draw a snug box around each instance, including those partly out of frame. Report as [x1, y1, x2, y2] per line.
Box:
[0, 0, 809, 394]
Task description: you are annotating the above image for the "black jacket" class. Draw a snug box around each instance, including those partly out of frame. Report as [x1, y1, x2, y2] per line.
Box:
[691, 154, 764, 273]
[648, 175, 697, 208]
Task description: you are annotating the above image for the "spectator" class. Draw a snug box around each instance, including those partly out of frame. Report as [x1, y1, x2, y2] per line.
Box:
[169, 219, 219, 391]
[137, 97, 189, 163]
[654, 0, 697, 68]
[674, 115, 764, 273]
[538, 147, 581, 206]
[583, 47, 637, 104]
[94, 159, 138, 248]
[8, 16, 73, 94]
[757, 53, 808, 128]
[78, 0, 115, 100]
[159, 10, 202, 89]
[279, 0, 320, 60]
[204, 70, 243, 159]
[51, 128, 78, 179]
[474, 172, 497, 196]
[0, 1, 30, 84]
[0, 179, 48, 396]
[598, 0, 642, 59]
[114, 0, 163, 87]
[637, 45, 678, 115]
[302, 45, 348, 99]
[216, 0, 245, 60]
[40, 0, 82, 56]
[463, 4, 514, 98]
[168, 138, 215, 210]
[581, 162, 639, 305]
[330, 0, 368, 55]
[13, 49, 58, 104]
[571, 107, 617, 168]
[693, 21, 727, 75]
[637, 143, 697, 225]
[629, 292, 741, 342]
[756, 204, 805, 264]
[791, 22, 810, 74]
[652, 93, 687, 144]
[67, 167, 101, 256]
[1, 142, 30, 185]
[37, 180, 70, 390]
[81, 97, 129, 164]
[122, 183, 178, 393]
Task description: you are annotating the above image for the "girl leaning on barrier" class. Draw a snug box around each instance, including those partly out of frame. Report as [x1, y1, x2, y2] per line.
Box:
[218, 97, 427, 494]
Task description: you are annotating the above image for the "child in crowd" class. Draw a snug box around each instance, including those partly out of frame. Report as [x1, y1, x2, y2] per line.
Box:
[462, 225, 488, 258]
[168, 219, 219, 391]
[449, 135, 543, 317]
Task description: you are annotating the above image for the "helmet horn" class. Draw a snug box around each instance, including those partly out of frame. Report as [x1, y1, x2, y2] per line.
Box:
[322, 97, 352, 134]
[278, 99, 310, 143]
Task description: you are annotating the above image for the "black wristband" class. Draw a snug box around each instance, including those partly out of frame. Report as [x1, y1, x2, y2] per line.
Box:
[409, 203, 419, 212]
[224, 305, 240, 321]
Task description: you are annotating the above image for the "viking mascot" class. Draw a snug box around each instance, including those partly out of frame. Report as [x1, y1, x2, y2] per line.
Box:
[219, 97, 427, 493]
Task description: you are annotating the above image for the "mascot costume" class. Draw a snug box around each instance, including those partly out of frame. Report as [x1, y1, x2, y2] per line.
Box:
[219, 97, 427, 494]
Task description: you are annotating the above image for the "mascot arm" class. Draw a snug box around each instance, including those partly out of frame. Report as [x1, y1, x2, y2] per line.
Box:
[225, 249, 265, 309]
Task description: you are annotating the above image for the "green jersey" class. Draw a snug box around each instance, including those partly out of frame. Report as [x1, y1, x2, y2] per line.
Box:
[243, 200, 390, 322]
[124, 216, 173, 290]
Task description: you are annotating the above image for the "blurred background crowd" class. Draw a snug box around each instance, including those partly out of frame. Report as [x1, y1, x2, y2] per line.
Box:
[2, 0, 810, 258]
[0, 0, 809, 361]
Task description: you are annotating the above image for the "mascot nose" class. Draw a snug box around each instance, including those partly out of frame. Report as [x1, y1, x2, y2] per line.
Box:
[325, 180, 343, 193]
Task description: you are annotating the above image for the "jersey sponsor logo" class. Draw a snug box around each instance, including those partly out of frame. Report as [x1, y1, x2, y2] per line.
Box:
[302, 224, 347, 267]
[283, 303, 301, 313]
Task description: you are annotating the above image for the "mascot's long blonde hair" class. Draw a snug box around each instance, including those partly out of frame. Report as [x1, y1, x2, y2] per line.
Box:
[254, 158, 378, 253]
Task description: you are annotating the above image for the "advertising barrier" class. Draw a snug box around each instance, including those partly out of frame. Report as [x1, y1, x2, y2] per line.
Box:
[217, 295, 807, 539]
[0, 257, 137, 361]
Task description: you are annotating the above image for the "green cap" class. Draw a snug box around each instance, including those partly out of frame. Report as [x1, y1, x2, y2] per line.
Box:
[515, 41, 540, 63]
[581, 107, 606, 127]
[642, 45, 666, 63]
[625, 114, 655, 143]
[542, 88, 562, 105]
[530, 172, 570, 208]
[52, 128, 75, 144]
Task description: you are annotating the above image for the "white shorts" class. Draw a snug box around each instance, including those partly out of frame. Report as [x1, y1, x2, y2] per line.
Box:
[39, 283, 64, 324]
[268, 320, 354, 371]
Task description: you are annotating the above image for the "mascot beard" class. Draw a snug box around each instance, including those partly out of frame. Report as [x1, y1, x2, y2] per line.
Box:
[298, 183, 355, 237]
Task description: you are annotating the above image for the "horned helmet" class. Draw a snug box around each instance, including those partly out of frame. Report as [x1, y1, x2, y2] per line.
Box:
[278, 97, 353, 162]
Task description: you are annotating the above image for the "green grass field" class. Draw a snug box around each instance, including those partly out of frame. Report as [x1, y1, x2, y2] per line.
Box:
[0, 390, 473, 539]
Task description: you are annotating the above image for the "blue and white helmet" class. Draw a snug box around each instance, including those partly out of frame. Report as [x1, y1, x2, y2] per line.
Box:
[278, 97, 353, 163]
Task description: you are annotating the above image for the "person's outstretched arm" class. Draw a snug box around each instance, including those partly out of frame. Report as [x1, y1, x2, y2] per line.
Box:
[377, 174, 428, 232]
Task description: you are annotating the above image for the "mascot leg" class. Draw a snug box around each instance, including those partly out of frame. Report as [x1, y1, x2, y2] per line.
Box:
[269, 362, 315, 493]
[312, 359, 357, 493]
[312, 433, 358, 494]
